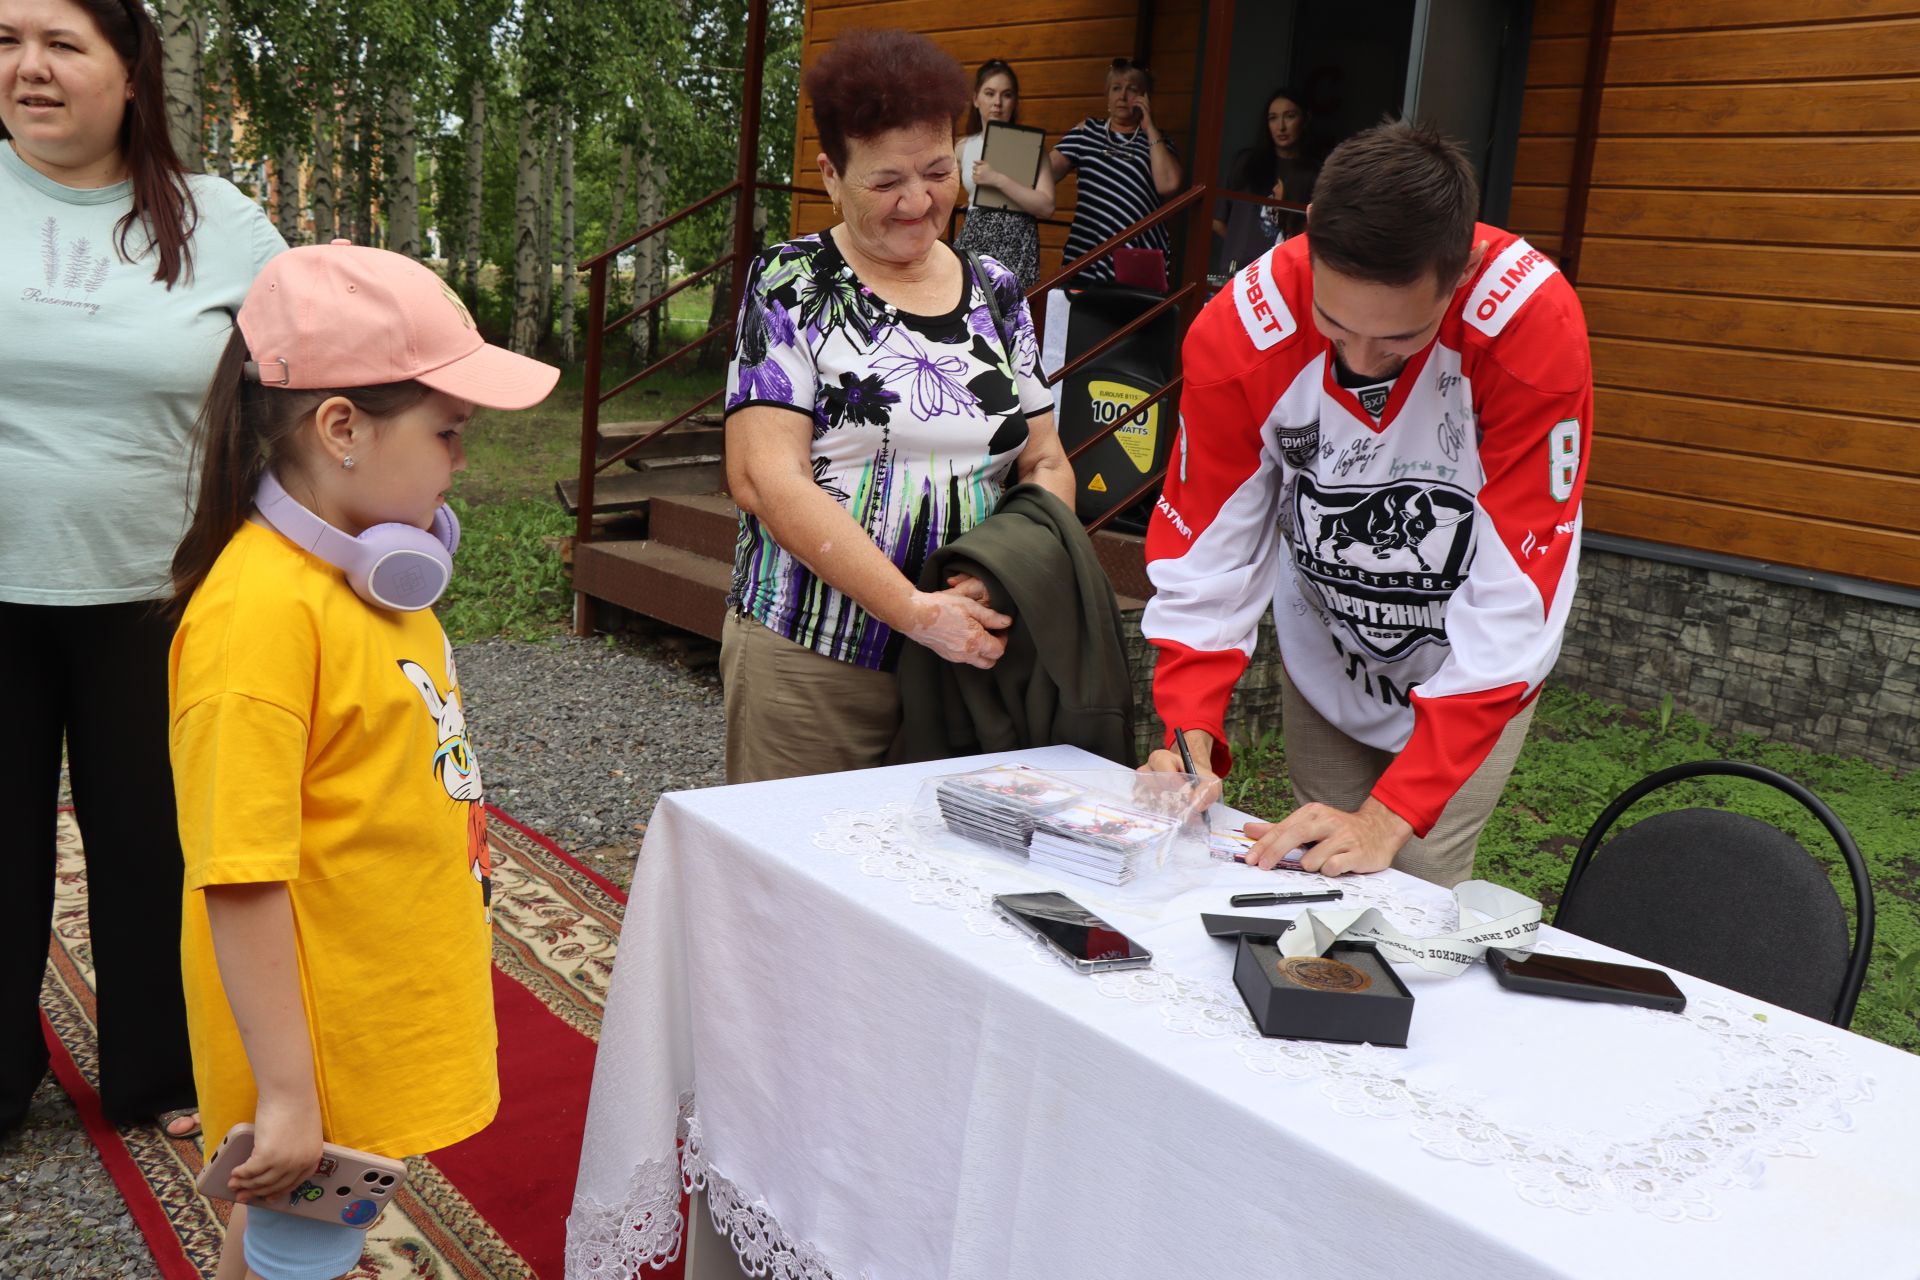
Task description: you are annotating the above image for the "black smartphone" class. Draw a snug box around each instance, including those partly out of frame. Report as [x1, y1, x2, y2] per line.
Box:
[1487, 949, 1687, 1013]
[993, 892, 1152, 972]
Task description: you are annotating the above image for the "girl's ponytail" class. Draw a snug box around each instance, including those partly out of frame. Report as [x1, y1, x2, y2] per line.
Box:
[172, 331, 262, 606]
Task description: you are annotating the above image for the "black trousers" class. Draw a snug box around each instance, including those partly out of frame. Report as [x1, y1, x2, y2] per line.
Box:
[0, 600, 195, 1130]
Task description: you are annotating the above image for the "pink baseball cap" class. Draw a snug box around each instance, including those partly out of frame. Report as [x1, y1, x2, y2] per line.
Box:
[237, 240, 559, 410]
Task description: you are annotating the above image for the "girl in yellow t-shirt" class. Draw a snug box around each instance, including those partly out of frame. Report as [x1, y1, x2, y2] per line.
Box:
[167, 243, 557, 1280]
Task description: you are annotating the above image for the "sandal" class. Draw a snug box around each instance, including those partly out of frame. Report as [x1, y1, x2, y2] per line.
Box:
[158, 1107, 201, 1141]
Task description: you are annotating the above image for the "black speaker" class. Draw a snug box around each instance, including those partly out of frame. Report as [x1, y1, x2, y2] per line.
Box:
[1054, 286, 1181, 533]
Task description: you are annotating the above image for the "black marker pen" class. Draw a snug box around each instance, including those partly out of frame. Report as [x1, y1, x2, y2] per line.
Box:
[1230, 890, 1344, 907]
[1173, 726, 1199, 776]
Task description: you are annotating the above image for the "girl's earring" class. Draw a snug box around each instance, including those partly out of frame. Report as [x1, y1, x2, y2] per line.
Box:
[341, 455, 356, 471]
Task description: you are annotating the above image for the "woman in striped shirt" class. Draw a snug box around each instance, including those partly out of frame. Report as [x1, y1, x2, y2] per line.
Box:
[1049, 58, 1184, 285]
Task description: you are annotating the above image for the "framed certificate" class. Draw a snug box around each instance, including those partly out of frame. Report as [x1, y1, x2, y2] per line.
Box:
[974, 121, 1047, 211]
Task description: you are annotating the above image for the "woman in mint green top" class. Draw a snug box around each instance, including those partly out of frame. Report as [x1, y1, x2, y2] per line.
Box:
[0, 0, 284, 1140]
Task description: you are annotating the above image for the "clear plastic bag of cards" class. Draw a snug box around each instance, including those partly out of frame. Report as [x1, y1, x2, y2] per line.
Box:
[906, 763, 1213, 889]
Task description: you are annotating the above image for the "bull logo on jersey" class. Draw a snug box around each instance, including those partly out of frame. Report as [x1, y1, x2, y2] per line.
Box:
[1291, 476, 1477, 661]
[1273, 419, 1319, 469]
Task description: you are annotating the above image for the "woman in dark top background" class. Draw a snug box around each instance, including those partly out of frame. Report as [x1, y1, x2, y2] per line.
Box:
[1212, 88, 1318, 274]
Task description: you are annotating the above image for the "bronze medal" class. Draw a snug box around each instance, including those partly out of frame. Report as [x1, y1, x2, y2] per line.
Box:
[1275, 955, 1373, 993]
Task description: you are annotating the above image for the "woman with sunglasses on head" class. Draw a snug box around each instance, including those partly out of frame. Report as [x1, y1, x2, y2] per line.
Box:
[955, 59, 1054, 291]
[0, 0, 284, 1142]
[1048, 57, 1183, 286]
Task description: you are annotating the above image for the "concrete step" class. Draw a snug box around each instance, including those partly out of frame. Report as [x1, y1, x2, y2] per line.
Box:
[650, 493, 739, 561]
[572, 539, 731, 641]
[554, 464, 727, 517]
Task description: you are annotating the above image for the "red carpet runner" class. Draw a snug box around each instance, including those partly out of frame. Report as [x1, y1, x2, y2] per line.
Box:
[39, 806, 682, 1279]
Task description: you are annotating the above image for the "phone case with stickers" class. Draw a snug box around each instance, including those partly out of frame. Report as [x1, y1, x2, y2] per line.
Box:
[195, 1122, 409, 1229]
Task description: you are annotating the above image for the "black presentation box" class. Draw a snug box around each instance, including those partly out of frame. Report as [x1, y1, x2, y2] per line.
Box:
[1233, 938, 1415, 1048]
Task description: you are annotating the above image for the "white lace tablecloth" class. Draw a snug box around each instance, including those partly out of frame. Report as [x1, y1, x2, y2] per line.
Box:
[567, 747, 1920, 1279]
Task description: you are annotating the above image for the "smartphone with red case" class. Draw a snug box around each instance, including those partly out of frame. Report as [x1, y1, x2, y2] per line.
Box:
[195, 1122, 409, 1229]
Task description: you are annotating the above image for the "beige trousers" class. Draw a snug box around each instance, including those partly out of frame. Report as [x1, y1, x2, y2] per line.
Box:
[719, 612, 902, 784]
[1280, 675, 1536, 889]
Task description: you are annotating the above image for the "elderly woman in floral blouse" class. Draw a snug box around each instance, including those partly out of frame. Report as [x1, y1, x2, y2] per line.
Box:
[721, 27, 1075, 784]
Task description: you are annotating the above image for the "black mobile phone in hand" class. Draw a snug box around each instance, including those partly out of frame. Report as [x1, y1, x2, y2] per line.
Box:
[993, 892, 1152, 973]
[1487, 949, 1687, 1013]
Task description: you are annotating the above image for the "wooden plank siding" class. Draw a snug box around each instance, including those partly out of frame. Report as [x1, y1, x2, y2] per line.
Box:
[1512, 0, 1920, 588]
[788, 0, 1203, 280]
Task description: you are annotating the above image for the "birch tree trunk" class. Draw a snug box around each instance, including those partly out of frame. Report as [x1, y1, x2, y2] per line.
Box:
[462, 79, 487, 307]
[273, 142, 300, 241]
[159, 0, 202, 169]
[311, 116, 336, 242]
[356, 103, 377, 245]
[384, 83, 420, 259]
[209, 0, 233, 180]
[630, 126, 664, 365]
[344, 121, 362, 243]
[606, 140, 631, 322]
[509, 100, 543, 355]
[536, 107, 557, 334]
[698, 218, 734, 373]
[558, 121, 577, 363]
[607, 143, 631, 253]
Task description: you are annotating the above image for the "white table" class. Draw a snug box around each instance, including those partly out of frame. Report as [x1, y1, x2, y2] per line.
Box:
[565, 747, 1920, 1280]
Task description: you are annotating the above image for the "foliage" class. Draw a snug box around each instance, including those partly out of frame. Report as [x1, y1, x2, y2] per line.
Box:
[438, 496, 572, 643]
[1226, 686, 1920, 1056]
[177, 0, 805, 357]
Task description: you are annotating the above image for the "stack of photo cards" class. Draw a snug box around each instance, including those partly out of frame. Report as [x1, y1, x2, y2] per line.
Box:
[1029, 797, 1180, 885]
[1209, 826, 1309, 868]
[935, 766, 1081, 855]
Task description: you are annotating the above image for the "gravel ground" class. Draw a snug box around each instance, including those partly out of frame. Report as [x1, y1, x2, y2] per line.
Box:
[458, 633, 727, 892]
[0, 633, 726, 1277]
[0, 1078, 161, 1279]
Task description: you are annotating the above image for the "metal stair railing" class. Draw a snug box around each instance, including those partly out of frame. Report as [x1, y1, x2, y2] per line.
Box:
[572, 180, 831, 527]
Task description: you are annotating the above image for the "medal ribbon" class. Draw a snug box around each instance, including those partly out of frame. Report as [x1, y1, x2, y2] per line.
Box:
[1277, 880, 1543, 977]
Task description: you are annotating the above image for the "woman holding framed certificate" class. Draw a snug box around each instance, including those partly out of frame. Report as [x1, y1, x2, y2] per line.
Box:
[956, 60, 1055, 290]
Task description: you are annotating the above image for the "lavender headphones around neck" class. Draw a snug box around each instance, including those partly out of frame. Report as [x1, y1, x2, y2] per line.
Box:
[254, 470, 461, 611]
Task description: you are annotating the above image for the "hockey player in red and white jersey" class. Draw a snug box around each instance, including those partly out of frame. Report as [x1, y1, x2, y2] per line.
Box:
[1142, 121, 1592, 887]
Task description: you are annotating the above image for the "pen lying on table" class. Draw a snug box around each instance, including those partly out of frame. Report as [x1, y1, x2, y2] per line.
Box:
[1230, 890, 1345, 907]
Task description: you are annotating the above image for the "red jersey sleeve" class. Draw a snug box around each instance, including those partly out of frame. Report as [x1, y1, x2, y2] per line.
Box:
[1141, 273, 1295, 776]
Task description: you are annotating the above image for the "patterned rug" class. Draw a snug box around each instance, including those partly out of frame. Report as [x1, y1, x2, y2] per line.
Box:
[40, 806, 663, 1279]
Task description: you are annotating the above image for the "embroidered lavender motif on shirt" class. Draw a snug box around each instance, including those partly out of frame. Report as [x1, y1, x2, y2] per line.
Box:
[24, 217, 113, 317]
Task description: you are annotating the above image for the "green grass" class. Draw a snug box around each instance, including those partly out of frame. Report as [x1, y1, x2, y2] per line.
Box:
[1226, 686, 1920, 1055]
[439, 497, 574, 643]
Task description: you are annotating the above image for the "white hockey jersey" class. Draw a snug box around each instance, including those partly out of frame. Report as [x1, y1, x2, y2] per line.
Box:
[1143, 224, 1593, 834]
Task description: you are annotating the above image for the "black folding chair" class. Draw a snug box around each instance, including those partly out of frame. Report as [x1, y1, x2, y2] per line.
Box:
[1554, 760, 1875, 1027]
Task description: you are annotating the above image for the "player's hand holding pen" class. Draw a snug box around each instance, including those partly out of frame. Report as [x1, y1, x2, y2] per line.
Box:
[1138, 725, 1225, 816]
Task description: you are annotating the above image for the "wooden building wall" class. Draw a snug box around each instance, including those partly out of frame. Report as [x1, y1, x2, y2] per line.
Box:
[788, 0, 1202, 280]
[1510, 0, 1920, 589]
